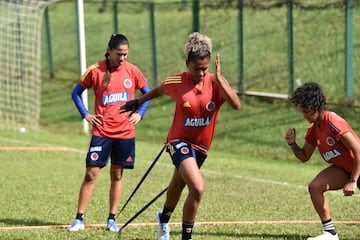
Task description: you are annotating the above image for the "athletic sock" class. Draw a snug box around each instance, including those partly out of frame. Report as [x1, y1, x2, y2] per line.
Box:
[322, 219, 337, 235]
[75, 213, 84, 221]
[182, 221, 194, 240]
[160, 206, 174, 223]
[108, 213, 116, 220]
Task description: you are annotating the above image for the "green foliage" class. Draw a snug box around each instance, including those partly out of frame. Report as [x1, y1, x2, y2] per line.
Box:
[42, 0, 360, 103]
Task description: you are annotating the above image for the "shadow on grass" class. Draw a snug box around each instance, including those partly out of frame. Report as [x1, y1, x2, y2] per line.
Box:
[193, 230, 359, 240]
[171, 230, 318, 240]
[0, 218, 57, 226]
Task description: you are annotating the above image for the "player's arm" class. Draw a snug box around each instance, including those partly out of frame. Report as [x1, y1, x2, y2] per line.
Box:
[340, 132, 360, 196]
[290, 142, 316, 163]
[127, 85, 151, 125]
[71, 83, 89, 118]
[214, 53, 241, 110]
[120, 85, 165, 114]
[71, 83, 102, 126]
[138, 85, 165, 104]
[285, 128, 315, 162]
[137, 85, 151, 118]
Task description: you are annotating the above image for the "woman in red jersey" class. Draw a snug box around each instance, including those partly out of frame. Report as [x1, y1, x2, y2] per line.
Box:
[120, 32, 241, 240]
[285, 82, 360, 240]
[68, 34, 151, 232]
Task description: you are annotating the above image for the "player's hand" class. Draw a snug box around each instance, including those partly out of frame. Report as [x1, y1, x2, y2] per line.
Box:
[285, 128, 296, 145]
[85, 114, 103, 126]
[128, 112, 141, 125]
[343, 181, 356, 196]
[214, 53, 222, 83]
[119, 99, 140, 114]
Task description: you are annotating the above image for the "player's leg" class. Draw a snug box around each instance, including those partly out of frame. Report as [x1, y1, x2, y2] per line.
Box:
[78, 166, 101, 213]
[165, 168, 186, 208]
[307, 165, 348, 240]
[107, 138, 135, 232]
[109, 165, 124, 214]
[156, 168, 185, 240]
[68, 135, 112, 231]
[178, 157, 204, 222]
[177, 157, 204, 240]
[67, 166, 101, 231]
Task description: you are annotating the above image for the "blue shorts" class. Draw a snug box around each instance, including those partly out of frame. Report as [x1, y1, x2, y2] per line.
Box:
[166, 141, 207, 169]
[85, 135, 135, 169]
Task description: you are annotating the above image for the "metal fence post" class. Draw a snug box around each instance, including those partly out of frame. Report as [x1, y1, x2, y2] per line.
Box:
[149, 2, 158, 85]
[44, 6, 54, 79]
[113, 1, 118, 34]
[238, 0, 244, 95]
[192, 0, 199, 32]
[287, 0, 294, 95]
[345, 0, 354, 102]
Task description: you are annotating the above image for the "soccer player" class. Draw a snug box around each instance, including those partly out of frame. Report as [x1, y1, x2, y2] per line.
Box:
[285, 82, 360, 240]
[120, 32, 241, 240]
[67, 34, 151, 232]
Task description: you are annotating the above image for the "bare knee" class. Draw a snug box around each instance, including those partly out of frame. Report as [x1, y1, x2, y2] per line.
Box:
[84, 171, 98, 183]
[110, 167, 123, 181]
[308, 180, 325, 195]
[188, 184, 205, 202]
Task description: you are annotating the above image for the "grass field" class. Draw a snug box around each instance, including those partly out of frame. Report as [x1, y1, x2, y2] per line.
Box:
[2, 98, 360, 239]
[1, 0, 360, 239]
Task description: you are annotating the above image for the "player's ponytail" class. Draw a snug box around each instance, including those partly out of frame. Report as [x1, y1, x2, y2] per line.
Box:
[103, 52, 111, 89]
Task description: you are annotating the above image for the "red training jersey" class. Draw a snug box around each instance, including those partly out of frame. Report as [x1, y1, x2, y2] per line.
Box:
[78, 60, 148, 139]
[162, 72, 225, 154]
[305, 111, 360, 173]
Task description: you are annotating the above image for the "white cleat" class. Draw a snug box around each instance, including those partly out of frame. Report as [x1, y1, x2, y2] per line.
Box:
[307, 231, 339, 240]
[156, 210, 170, 240]
[106, 219, 119, 232]
[67, 219, 85, 231]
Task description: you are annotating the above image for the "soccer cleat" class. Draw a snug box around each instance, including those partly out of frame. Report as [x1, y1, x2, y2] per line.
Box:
[156, 210, 170, 240]
[67, 219, 85, 231]
[307, 231, 339, 240]
[106, 219, 119, 232]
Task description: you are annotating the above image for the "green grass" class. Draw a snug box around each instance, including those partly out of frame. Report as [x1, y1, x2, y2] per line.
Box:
[2, 1, 360, 239]
[3, 99, 360, 239]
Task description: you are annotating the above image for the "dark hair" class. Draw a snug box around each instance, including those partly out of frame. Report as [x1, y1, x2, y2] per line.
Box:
[187, 50, 211, 62]
[103, 34, 129, 89]
[290, 82, 327, 112]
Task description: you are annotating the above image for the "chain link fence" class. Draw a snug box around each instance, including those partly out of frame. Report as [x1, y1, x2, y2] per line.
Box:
[43, 0, 360, 104]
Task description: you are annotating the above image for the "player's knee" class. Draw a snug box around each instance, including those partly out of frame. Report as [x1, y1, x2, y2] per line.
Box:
[190, 184, 205, 201]
[111, 172, 122, 181]
[84, 172, 97, 182]
[308, 181, 323, 195]
[110, 168, 123, 181]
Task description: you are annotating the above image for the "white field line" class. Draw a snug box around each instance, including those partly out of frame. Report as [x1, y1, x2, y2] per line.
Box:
[0, 137, 86, 154]
[1, 220, 360, 231]
[2, 137, 360, 231]
[2, 136, 360, 199]
[200, 168, 360, 198]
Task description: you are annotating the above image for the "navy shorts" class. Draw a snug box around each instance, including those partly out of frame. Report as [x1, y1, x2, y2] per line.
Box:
[166, 141, 207, 169]
[85, 135, 135, 169]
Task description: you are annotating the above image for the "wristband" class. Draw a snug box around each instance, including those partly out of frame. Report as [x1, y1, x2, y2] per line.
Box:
[288, 142, 296, 147]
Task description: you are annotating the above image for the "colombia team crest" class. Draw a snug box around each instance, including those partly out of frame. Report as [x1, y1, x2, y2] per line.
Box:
[326, 136, 335, 146]
[123, 78, 132, 88]
[180, 147, 190, 155]
[206, 101, 215, 111]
